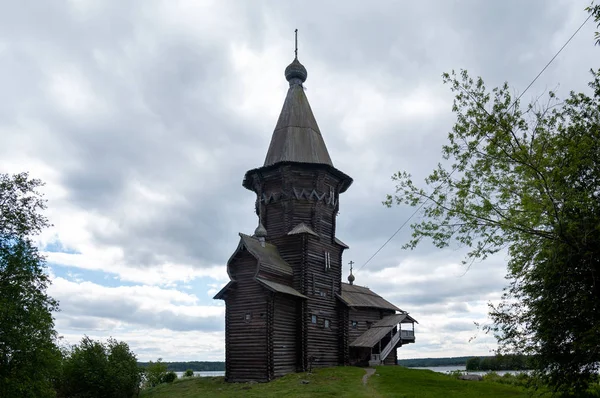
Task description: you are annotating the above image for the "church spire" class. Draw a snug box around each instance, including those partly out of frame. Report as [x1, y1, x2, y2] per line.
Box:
[262, 30, 333, 167]
[242, 30, 352, 195]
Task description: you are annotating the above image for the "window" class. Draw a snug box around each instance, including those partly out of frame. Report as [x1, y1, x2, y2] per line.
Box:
[324, 251, 331, 271]
[366, 321, 372, 329]
[351, 320, 358, 329]
[324, 319, 330, 329]
[311, 315, 317, 324]
[245, 313, 251, 321]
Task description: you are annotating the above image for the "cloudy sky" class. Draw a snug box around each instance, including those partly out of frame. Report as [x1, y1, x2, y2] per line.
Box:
[1, 0, 597, 362]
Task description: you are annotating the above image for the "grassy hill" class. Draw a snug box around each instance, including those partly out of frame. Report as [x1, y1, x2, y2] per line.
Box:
[140, 366, 534, 398]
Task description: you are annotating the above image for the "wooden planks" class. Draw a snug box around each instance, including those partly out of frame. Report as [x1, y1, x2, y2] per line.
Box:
[225, 251, 269, 382]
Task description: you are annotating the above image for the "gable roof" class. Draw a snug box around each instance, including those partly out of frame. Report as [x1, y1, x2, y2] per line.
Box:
[215, 235, 305, 300]
[237, 233, 293, 277]
[338, 283, 402, 312]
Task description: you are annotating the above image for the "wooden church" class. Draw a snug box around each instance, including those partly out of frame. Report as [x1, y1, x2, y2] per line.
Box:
[214, 45, 418, 382]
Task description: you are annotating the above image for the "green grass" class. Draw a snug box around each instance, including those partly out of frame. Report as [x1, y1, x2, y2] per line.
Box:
[139, 366, 535, 398]
[370, 367, 531, 397]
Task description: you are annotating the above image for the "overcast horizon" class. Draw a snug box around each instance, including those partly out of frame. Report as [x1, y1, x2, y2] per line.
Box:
[1, 0, 597, 362]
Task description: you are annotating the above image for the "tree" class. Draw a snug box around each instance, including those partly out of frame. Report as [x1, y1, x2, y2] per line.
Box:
[385, 66, 600, 395]
[466, 357, 480, 371]
[184, 369, 194, 377]
[0, 173, 62, 398]
[143, 358, 168, 388]
[58, 336, 142, 398]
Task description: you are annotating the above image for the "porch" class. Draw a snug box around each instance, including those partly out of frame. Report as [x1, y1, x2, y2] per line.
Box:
[349, 313, 417, 366]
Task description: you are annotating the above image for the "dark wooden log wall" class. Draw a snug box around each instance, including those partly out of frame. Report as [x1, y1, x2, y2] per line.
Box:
[303, 236, 342, 367]
[269, 235, 307, 371]
[338, 304, 349, 365]
[237, 163, 354, 375]
[255, 165, 344, 243]
[225, 250, 269, 382]
[272, 294, 297, 376]
[347, 308, 395, 345]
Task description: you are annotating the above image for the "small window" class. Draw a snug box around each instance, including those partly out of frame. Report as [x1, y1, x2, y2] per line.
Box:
[324, 319, 330, 329]
[245, 313, 251, 321]
[351, 320, 358, 329]
[311, 315, 317, 324]
[324, 251, 331, 271]
[366, 321, 372, 329]
[319, 290, 327, 297]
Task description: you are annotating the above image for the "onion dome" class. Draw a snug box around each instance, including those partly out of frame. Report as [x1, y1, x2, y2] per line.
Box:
[284, 58, 307, 85]
[254, 222, 267, 238]
[348, 273, 355, 285]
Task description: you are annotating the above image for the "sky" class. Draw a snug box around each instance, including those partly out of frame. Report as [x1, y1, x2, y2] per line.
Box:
[1, 0, 598, 362]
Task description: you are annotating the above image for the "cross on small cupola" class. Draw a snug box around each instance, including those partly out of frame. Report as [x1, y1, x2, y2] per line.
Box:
[284, 29, 307, 86]
[348, 260, 355, 285]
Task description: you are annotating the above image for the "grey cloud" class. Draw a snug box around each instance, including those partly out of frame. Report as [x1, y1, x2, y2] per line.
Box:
[57, 296, 223, 333]
[441, 320, 479, 333]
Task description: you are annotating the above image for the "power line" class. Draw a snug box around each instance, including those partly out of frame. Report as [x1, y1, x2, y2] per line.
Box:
[357, 13, 593, 272]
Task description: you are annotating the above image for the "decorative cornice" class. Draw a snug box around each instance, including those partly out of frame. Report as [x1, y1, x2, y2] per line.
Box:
[260, 187, 337, 207]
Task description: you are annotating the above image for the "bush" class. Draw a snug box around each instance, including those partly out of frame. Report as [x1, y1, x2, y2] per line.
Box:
[58, 336, 142, 398]
[163, 371, 177, 383]
[143, 358, 168, 388]
[184, 369, 194, 377]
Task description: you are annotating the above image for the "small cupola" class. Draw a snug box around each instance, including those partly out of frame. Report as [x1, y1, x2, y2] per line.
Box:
[348, 260, 355, 285]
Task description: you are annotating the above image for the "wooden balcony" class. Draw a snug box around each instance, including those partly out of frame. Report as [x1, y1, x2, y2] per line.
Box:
[401, 329, 415, 341]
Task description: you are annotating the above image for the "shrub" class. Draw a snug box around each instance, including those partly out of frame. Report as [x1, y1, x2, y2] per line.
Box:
[163, 371, 177, 383]
[184, 369, 194, 377]
[144, 358, 168, 388]
[58, 336, 142, 398]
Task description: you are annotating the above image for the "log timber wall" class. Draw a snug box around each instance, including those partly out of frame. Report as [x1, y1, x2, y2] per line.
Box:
[347, 308, 394, 344]
[225, 250, 269, 382]
[303, 236, 342, 367]
[272, 294, 297, 376]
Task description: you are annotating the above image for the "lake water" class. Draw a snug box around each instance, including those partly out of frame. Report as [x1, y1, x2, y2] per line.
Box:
[174, 371, 225, 378]
[410, 366, 527, 376]
[174, 367, 525, 378]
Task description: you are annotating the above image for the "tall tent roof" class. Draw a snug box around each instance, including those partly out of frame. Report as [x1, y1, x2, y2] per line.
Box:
[263, 69, 333, 167]
[243, 56, 353, 193]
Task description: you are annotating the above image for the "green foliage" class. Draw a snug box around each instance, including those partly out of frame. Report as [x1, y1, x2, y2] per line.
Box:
[58, 336, 142, 398]
[482, 372, 534, 389]
[144, 358, 169, 388]
[184, 369, 194, 377]
[163, 371, 177, 383]
[587, 2, 600, 46]
[465, 357, 480, 371]
[466, 355, 532, 371]
[386, 66, 600, 396]
[0, 173, 61, 398]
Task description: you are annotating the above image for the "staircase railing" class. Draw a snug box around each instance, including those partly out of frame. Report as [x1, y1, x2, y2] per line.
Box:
[379, 331, 400, 362]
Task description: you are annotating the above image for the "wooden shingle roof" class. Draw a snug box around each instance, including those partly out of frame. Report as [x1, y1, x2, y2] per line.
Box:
[350, 314, 414, 348]
[256, 277, 307, 299]
[338, 283, 402, 312]
[242, 58, 353, 194]
[263, 82, 333, 167]
[237, 233, 293, 277]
